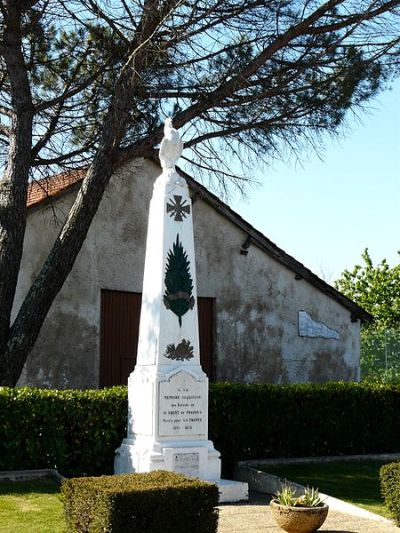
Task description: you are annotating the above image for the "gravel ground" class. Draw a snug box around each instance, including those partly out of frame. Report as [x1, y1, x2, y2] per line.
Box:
[217, 492, 398, 533]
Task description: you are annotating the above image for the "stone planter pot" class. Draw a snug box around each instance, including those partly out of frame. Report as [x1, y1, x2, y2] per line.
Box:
[270, 500, 329, 533]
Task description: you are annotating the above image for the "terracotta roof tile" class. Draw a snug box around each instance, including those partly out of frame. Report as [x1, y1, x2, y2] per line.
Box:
[27, 168, 86, 208]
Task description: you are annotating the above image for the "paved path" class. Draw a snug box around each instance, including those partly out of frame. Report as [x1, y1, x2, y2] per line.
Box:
[217, 493, 399, 533]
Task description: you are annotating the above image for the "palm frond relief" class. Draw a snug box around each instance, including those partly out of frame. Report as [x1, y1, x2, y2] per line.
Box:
[163, 234, 195, 326]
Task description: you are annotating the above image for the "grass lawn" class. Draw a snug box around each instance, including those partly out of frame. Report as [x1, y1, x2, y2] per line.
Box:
[258, 459, 394, 519]
[0, 478, 64, 533]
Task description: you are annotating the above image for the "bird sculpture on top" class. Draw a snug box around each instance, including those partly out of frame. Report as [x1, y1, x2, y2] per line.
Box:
[159, 118, 183, 171]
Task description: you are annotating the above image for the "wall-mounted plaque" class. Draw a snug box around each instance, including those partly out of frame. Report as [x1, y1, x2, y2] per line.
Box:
[298, 310, 339, 339]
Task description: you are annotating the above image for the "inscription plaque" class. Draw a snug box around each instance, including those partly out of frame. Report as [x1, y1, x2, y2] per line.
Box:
[174, 452, 199, 477]
[158, 371, 206, 437]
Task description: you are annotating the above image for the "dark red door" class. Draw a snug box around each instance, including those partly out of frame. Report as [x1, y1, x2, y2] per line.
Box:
[197, 297, 215, 380]
[100, 290, 142, 387]
[100, 290, 215, 386]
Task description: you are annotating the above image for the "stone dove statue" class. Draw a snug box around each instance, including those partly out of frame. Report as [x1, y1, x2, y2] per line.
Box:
[159, 118, 183, 171]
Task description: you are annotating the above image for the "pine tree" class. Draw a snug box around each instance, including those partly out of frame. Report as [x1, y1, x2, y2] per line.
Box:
[163, 234, 195, 326]
[2, 1, 399, 386]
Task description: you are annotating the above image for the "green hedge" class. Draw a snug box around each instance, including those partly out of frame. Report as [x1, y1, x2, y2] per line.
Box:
[209, 382, 400, 473]
[1, 382, 400, 476]
[61, 470, 218, 533]
[0, 386, 127, 476]
[380, 462, 400, 524]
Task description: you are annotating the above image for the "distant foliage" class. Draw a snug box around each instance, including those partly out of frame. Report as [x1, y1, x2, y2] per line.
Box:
[335, 249, 400, 329]
[360, 329, 400, 384]
[62, 471, 218, 533]
[2, 383, 400, 477]
[335, 249, 400, 383]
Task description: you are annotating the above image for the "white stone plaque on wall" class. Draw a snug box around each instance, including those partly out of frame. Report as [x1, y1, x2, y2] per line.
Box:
[158, 371, 206, 437]
[174, 452, 200, 477]
[298, 310, 339, 339]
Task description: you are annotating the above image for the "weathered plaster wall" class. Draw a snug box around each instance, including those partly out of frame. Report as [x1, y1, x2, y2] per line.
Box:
[15, 159, 360, 388]
[16, 159, 150, 388]
[192, 200, 360, 384]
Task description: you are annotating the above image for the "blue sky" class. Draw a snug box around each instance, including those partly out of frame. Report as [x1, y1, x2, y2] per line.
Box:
[229, 79, 400, 284]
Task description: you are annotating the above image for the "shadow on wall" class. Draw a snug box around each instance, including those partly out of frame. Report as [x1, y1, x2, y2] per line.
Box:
[19, 311, 98, 389]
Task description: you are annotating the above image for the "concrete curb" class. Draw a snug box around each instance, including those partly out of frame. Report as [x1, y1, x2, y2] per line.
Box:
[241, 452, 400, 467]
[235, 454, 399, 525]
[0, 468, 65, 483]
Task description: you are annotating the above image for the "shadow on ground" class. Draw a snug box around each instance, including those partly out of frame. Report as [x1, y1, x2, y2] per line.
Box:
[0, 479, 59, 496]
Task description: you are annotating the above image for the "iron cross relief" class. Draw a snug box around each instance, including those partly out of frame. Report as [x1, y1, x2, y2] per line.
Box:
[166, 195, 191, 221]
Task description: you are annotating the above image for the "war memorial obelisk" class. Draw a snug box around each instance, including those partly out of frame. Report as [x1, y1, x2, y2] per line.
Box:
[114, 119, 248, 502]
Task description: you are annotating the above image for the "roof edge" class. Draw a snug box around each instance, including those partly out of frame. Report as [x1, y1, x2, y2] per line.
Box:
[27, 160, 373, 322]
[176, 165, 373, 323]
[27, 168, 87, 209]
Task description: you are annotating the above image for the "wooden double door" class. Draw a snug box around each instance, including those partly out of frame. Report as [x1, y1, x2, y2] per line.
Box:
[100, 290, 215, 387]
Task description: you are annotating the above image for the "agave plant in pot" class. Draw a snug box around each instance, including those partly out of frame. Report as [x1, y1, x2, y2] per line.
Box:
[270, 485, 329, 533]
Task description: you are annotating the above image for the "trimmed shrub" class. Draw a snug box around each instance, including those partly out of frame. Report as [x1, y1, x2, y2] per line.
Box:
[209, 382, 400, 474]
[61, 470, 219, 533]
[380, 462, 400, 525]
[0, 386, 127, 476]
[2, 382, 400, 476]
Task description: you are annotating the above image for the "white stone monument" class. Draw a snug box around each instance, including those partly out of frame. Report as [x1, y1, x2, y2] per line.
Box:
[114, 119, 248, 503]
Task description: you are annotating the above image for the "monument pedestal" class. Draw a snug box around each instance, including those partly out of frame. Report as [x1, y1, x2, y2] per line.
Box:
[115, 364, 248, 502]
[114, 122, 247, 502]
[115, 364, 221, 480]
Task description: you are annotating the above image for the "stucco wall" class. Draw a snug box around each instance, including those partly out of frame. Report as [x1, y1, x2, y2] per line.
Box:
[15, 159, 360, 388]
[193, 199, 360, 384]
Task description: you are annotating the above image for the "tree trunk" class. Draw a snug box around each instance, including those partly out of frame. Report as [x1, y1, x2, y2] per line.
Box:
[0, 0, 169, 386]
[0, 4, 33, 375]
[0, 149, 115, 385]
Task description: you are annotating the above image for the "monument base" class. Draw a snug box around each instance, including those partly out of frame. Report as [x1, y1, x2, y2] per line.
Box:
[114, 438, 248, 503]
[216, 479, 249, 503]
[114, 437, 221, 479]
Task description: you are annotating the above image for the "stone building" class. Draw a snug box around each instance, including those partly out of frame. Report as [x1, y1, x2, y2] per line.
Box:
[15, 159, 371, 389]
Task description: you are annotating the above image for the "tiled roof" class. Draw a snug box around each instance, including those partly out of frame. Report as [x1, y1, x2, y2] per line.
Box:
[26, 163, 373, 322]
[27, 168, 86, 208]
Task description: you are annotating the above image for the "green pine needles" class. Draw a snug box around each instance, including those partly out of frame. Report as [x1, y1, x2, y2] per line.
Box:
[164, 234, 195, 326]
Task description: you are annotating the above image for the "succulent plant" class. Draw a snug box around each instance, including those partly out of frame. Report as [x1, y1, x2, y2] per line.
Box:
[273, 484, 323, 508]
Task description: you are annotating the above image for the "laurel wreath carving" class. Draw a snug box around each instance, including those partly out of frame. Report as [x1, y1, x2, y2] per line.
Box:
[164, 339, 194, 361]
